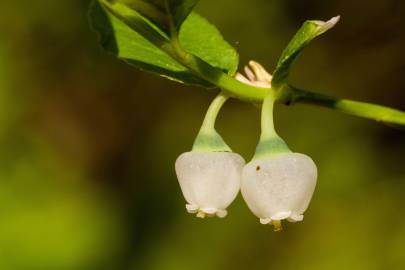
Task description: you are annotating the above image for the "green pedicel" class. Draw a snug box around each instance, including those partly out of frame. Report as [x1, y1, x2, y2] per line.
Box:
[253, 91, 291, 160]
[192, 93, 232, 153]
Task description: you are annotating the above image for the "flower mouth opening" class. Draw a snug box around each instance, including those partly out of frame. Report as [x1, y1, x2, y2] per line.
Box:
[186, 204, 228, 218]
[259, 211, 304, 231]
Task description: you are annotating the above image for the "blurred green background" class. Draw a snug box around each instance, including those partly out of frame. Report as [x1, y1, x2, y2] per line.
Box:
[1, 0, 405, 269]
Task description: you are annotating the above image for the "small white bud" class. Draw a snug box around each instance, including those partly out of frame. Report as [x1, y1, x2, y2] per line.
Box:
[235, 60, 272, 88]
[241, 153, 317, 228]
[175, 152, 245, 218]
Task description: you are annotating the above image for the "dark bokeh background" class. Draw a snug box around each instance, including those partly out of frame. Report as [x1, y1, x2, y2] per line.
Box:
[1, 0, 405, 269]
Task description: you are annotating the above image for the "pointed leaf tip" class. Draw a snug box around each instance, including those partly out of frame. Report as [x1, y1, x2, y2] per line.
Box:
[272, 15, 341, 87]
[313, 15, 341, 34]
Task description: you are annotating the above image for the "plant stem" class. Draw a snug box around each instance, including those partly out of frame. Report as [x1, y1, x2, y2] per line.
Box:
[167, 34, 405, 127]
[285, 86, 405, 126]
[253, 91, 291, 159]
[192, 92, 232, 152]
[260, 91, 278, 140]
[167, 41, 268, 101]
[200, 92, 229, 133]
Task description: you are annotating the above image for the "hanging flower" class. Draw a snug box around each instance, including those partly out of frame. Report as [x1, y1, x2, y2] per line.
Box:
[241, 152, 317, 230]
[236, 61, 318, 231]
[175, 93, 245, 218]
[176, 151, 245, 218]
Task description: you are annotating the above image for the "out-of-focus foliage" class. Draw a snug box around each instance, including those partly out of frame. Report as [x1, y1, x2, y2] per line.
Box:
[0, 0, 404, 270]
[0, 150, 123, 270]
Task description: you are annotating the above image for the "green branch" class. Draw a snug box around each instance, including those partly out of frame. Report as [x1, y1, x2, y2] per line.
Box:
[165, 12, 405, 128]
[169, 46, 405, 127]
[284, 86, 405, 126]
[167, 43, 268, 101]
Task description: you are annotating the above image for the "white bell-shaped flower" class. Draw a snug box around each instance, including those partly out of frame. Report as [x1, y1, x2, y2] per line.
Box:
[176, 151, 245, 218]
[241, 152, 317, 229]
[236, 61, 318, 230]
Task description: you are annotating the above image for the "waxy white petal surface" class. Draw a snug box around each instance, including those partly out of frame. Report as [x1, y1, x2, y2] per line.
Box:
[241, 153, 317, 224]
[176, 152, 245, 218]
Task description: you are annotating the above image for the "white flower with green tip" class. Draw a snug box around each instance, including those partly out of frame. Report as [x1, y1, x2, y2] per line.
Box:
[237, 61, 318, 231]
[175, 93, 245, 218]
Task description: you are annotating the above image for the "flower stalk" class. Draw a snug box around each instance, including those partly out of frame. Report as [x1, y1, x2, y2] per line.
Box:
[253, 90, 291, 160]
[192, 92, 232, 152]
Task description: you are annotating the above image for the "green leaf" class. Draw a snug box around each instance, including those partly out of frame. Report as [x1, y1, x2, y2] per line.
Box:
[97, 0, 170, 47]
[89, 0, 239, 86]
[109, 0, 199, 35]
[272, 16, 340, 87]
[90, 0, 209, 86]
[179, 13, 239, 75]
